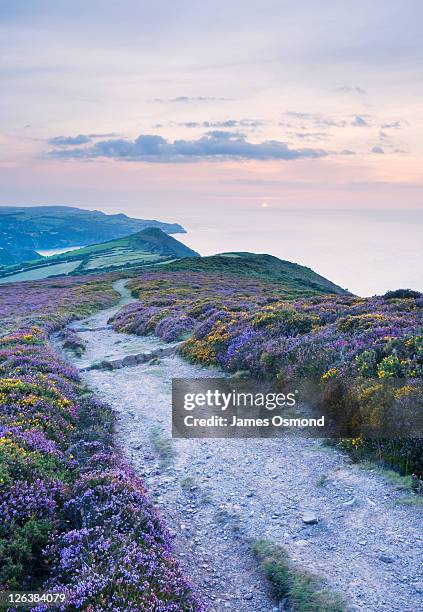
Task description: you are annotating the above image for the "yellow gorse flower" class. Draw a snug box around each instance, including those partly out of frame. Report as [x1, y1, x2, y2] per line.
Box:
[321, 368, 337, 381]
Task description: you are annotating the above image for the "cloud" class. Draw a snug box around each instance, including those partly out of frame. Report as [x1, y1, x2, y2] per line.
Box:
[153, 96, 230, 103]
[87, 132, 119, 138]
[381, 121, 402, 129]
[285, 111, 317, 120]
[283, 112, 347, 128]
[317, 118, 347, 128]
[288, 131, 329, 141]
[48, 130, 328, 163]
[180, 119, 264, 128]
[336, 85, 367, 95]
[351, 116, 369, 127]
[372, 146, 385, 154]
[48, 134, 92, 146]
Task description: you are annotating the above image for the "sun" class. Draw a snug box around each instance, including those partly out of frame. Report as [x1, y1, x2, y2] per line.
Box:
[260, 202, 269, 208]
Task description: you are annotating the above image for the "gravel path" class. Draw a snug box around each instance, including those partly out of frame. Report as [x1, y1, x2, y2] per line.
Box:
[54, 280, 423, 612]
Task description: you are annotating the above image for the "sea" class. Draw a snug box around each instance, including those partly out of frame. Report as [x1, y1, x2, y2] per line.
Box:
[175, 209, 422, 297]
[36, 209, 422, 297]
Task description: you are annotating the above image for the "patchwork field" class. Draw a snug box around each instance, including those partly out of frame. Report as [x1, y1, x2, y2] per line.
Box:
[0, 260, 83, 284]
[0, 227, 198, 283]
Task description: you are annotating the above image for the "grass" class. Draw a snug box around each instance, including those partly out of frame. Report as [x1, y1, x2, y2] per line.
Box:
[0, 260, 82, 283]
[356, 462, 415, 491]
[180, 476, 197, 491]
[396, 495, 423, 506]
[149, 426, 175, 466]
[316, 473, 329, 487]
[215, 504, 242, 533]
[200, 493, 213, 505]
[0, 227, 197, 281]
[83, 251, 165, 270]
[162, 252, 347, 297]
[251, 539, 346, 611]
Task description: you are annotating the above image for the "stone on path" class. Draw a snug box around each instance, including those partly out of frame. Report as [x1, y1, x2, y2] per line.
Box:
[302, 511, 318, 525]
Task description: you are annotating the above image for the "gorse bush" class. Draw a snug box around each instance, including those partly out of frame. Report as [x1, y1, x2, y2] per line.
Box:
[112, 272, 423, 478]
[0, 277, 203, 609]
[383, 288, 421, 300]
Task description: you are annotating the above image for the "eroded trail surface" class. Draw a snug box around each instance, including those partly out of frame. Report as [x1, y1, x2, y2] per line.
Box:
[56, 280, 423, 612]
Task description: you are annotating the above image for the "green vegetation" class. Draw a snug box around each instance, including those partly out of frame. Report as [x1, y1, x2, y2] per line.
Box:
[355, 462, 417, 491]
[316, 473, 329, 487]
[111, 269, 422, 478]
[162, 252, 348, 296]
[149, 426, 175, 466]
[251, 539, 346, 611]
[0, 277, 201, 607]
[0, 228, 199, 282]
[396, 495, 423, 506]
[0, 245, 42, 266]
[200, 493, 213, 504]
[180, 476, 198, 491]
[0, 260, 82, 284]
[0, 205, 185, 264]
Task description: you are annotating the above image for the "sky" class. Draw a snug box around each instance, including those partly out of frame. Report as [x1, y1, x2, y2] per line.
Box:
[0, 0, 422, 294]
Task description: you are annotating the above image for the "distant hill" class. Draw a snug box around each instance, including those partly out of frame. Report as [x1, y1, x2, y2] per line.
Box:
[0, 228, 199, 284]
[0, 246, 43, 266]
[160, 252, 349, 296]
[0, 205, 185, 264]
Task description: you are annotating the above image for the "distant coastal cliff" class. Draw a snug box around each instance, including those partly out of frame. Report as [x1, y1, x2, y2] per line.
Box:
[0, 205, 185, 264]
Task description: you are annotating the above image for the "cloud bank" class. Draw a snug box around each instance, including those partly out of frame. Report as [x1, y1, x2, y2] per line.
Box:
[48, 131, 327, 163]
[351, 116, 370, 127]
[336, 85, 367, 95]
[153, 96, 230, 103]
[180, 119, 264, 128]
[48, 134, 92, 146]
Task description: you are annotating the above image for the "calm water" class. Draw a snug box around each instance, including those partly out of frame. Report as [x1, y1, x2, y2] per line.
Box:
[37, 246, 84, 256]
[35, 209, 422, 297]
[175, 209, 422, 297]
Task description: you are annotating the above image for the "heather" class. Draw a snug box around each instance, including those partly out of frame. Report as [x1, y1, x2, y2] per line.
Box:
[0, 277, 203, 610]
[111, 272, 423, 477]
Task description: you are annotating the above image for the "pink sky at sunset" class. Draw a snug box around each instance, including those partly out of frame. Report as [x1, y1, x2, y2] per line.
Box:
[0, 0, 422, 294]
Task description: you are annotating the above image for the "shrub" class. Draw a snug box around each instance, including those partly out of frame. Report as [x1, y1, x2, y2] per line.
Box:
[0, 276, 204, 608]
[384, 289, 421, 299]
[111, 271, 423, 479]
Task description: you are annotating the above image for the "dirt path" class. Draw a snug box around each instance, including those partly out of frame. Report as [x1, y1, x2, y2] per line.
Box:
[54, 280, 423, 612]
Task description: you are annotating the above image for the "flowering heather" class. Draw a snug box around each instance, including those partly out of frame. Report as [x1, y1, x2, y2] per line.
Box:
[113, 273, 423, 477]
[57, 328, 86, 357]
[0, 276, 203, 609]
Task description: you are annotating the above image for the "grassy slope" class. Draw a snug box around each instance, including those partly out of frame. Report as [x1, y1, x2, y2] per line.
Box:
[160, 252, 349, 296]
[0, 228, 199, 282]
[0, 205, 185, 262]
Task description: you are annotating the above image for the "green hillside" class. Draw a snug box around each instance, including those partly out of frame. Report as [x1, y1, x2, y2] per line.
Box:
[0, 245, 42, 265]
[0, 205, 185, 263]
[0, 228, 199, 284]
[160, 252, 349, 296]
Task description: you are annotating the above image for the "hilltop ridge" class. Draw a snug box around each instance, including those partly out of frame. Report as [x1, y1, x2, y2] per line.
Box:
[160, 251, 349, 296]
